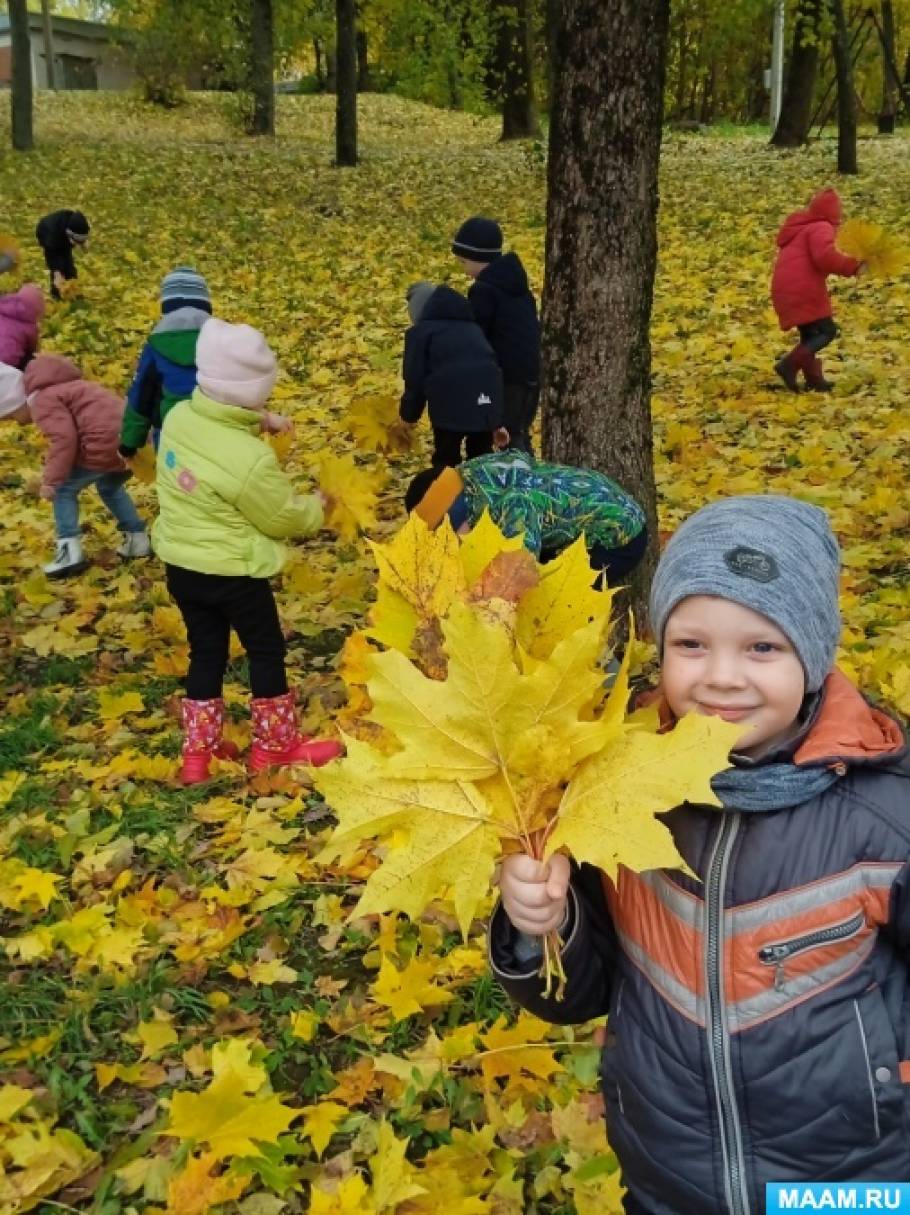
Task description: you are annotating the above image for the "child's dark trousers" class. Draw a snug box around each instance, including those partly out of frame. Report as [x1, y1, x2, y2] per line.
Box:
[165, 565, 288, 699]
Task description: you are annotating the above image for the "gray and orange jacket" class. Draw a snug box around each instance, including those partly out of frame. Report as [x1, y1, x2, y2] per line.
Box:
[490, 671, 910, 1214]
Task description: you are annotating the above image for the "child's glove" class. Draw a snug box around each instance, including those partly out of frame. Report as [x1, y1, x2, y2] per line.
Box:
[39, 483, 56, 500]
[118, 444, 138, 459]
[499, 853, 570, 936]
[493, 426, 510, 450]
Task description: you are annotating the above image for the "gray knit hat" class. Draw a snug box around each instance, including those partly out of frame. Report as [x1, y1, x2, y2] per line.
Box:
[649, 495, 841, 692]
[406, 280, 435, 324]
[160, 265, 211, 314]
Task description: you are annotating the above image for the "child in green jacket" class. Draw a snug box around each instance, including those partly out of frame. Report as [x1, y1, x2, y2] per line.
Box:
[153, 317, 342, 783]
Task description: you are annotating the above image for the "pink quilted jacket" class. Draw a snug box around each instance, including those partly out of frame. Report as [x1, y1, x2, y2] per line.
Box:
[0, 284, 44, 369]
[23, 355, 126, 488]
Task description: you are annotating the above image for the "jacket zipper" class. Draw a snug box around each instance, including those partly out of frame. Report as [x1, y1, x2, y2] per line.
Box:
[704, 813, 750, 1215]
[758, 911, 865, 992]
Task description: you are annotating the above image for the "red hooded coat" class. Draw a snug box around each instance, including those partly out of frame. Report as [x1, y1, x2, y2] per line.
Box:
[23, 355, 126, 488]
[770, 188, 860, 331]
[0, 284, 44, 370]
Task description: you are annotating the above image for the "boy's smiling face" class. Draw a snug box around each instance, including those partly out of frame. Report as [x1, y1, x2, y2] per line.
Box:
[662, 595, 806, 757]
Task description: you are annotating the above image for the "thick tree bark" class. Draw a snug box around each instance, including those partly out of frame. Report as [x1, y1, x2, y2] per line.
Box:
[248, 0, 274, 135]
[541, 0, 669, 626]
[8, 0, 33, 151]
[41, 0, 56, 90]
[878, 0, 898, 132]
[335, 0, 357, 165]
[356, 25, 370, 91]
[771, 0, 821, 146]
[495, 0, 541, 140]
[831, 0, 858, 172]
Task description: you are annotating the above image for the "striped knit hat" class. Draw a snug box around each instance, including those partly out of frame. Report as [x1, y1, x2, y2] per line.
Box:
[452, 217, 503, 263]
[160, 266, 211, 314]
[649, 495, 841, 693]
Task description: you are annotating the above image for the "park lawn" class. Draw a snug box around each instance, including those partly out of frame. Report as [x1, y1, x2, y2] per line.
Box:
[0, 92, 908, 1213]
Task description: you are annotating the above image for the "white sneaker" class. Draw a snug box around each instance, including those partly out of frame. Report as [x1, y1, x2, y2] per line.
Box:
[44, 537, 89, 579]
[116, 531, 151, 559]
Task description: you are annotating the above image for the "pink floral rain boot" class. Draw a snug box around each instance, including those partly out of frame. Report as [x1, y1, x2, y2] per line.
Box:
[249, 690, 342, 772]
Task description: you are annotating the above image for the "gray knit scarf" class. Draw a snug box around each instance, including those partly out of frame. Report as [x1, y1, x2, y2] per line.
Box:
[710, 760, 840, 813]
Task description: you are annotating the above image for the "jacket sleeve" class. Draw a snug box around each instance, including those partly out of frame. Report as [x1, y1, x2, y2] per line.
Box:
[807, 225, 861, 278]
[887, 858, 910, 961]
[468, 281, 497, 340]
[234, 449, 324, 539]
[496, 489, 542, 555]
[489, 862, 618, 1024]
[399, 327, 428, 423]
[32, 392, 79, 488]
[121, 344, 161, 451]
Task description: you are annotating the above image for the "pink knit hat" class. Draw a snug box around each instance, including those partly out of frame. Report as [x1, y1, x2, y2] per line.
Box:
[0, 362, 26, 418]
[195, 317, 278, 410]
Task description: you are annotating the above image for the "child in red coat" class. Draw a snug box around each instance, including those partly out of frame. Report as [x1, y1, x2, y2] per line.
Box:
[771, 188, 862, 392]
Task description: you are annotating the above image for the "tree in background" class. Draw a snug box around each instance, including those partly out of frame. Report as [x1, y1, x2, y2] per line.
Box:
[830, 0, 858, 171]
[542, 0, 669, 620]
[248, 0, 275, 134]
[336, 0, 357, 163]
[8, 0, 34, 150]
[491, 0, 540, 139]
[771, 0, 824, 146]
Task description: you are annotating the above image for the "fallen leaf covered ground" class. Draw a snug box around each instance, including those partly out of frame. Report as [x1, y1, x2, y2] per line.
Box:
[0, 93, 908, 1213]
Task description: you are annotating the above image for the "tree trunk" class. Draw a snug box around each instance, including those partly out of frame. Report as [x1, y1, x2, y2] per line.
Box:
[495, 0, 541, 140]
[878, 0, 898, 133]
[356, 25, 370, 91]
[335, 0, 357, 166]
[313, 37, 324, 88]
[248, 0, 274, 135]
[831, 0, 858, 172]
[40, 0, 56, 90]
[326, 50, 337, 93]
[772, 0, 822, 146]
[8, 0, 33, 151]
[541, 0, 669, 626]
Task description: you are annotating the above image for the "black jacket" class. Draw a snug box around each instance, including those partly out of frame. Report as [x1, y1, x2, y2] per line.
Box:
[490, 678, 910, 1214]
[35, 210, 86, 256]
[468, 252, 539, 385]
[400, 286, 503, 432]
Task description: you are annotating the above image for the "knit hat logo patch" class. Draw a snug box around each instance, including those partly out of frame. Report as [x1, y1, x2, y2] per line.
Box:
[723, 546, 779, 583]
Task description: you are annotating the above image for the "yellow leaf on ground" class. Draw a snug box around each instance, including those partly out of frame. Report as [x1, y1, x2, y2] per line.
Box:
[371, 954, 455, 1020]
[318, 454, 382, 540]
[370, 1120, 427, 1210]
[97, 688, 145, 720]
[165, 1151, 247, 1215]
[165, 1071, 299, 1159]
[300, 1101, 348, 1157]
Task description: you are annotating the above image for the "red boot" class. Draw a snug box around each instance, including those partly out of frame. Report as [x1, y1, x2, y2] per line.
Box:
[249, 690, 343, 771]
[774, 344, 811, 392]
[804, 354, 834, 392]
[180, 698, 240, 785]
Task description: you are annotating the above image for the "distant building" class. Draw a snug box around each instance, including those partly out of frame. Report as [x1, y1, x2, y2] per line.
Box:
[0, 12, 135, 91]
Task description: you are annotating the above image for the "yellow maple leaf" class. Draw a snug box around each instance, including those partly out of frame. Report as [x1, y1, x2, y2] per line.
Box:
[546, 713, 742, 877]
[458, 508, 526, 586]
[370, 954, 455, 1020]
[210, 1038, 268, 1093]
[318, 453, 383, 540]
[310, 1173, 371, 1214]
[246, 958, 299, 985]
[371, 1120, 427, 1209]
[0, 1084, 32, 1122]
[125, 443, 157, 484]
[289, 1008, 321, 1042]
[165, 1070, 299, 1159]
[97, 688, 145, 720]
[164, 1151, 247, 1215]
[134, 1014, 178, 1060]
[346, 394, 414, 454]
[838, 217, 909, 278]
[300, 1100, 349, 1157]
[515, 535, 614, 660]
[367, 514, 465, 657]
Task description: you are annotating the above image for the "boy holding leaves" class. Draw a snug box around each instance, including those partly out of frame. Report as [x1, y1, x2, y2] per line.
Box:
[491, 495, 910, 1213]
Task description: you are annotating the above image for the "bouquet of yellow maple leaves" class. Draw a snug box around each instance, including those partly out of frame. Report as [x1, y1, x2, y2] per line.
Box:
[315, 513, 738, 997]
[837, 218, 908, 279]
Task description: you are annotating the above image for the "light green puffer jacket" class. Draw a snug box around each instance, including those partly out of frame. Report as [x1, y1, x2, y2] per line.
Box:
[152, 389, 323, 578]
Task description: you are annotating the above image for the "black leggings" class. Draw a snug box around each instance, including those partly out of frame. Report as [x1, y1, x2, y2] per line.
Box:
[165, 564, 288, 700]
[431, 428, 493, 467]
[797, 316, 838, 354]
[41, 245, 77, 300]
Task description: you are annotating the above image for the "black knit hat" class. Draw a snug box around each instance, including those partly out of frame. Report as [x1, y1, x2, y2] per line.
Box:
[451, 216, 502, 263]
[65, 211, 90, 241]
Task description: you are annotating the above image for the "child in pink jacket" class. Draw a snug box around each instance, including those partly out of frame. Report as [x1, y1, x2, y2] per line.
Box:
[0, 283, 44, 370]
[0, 355, 150, 578]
